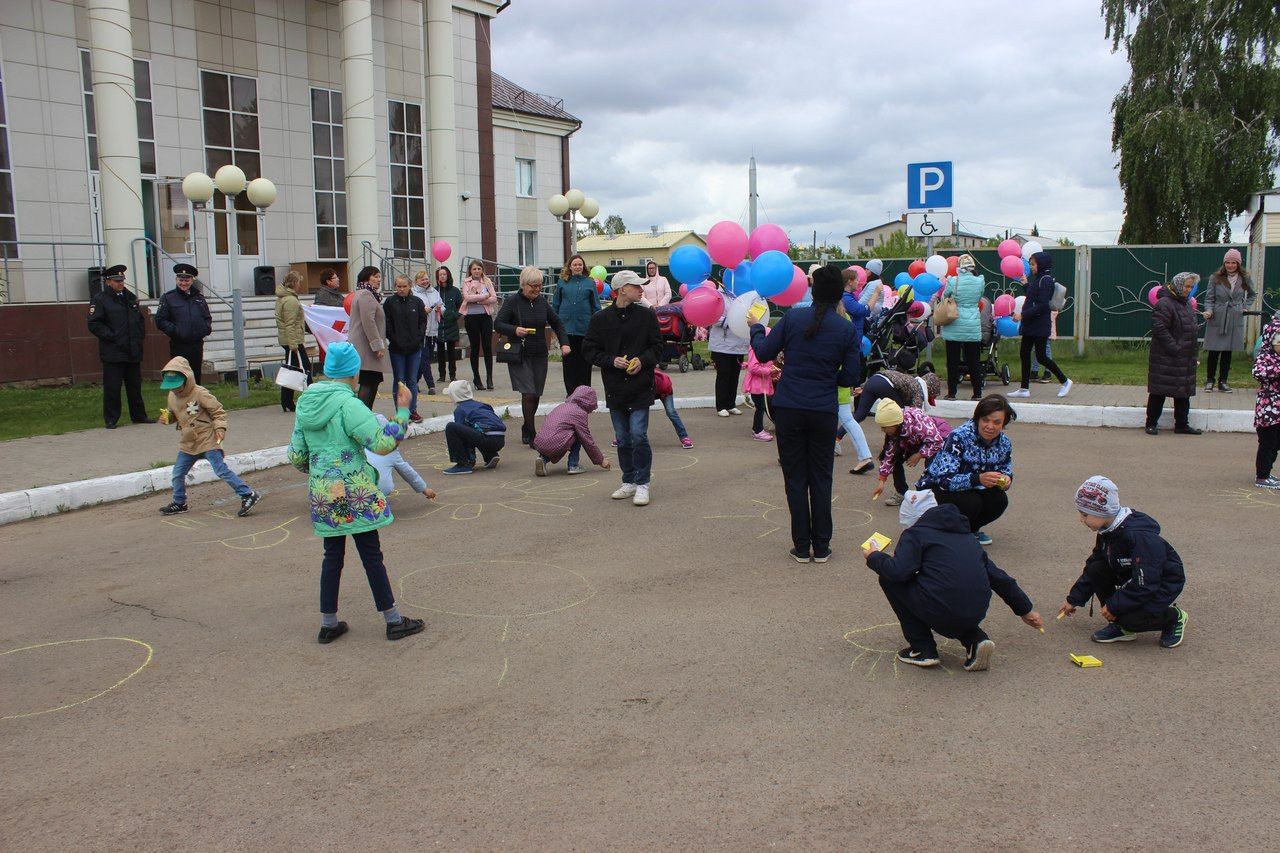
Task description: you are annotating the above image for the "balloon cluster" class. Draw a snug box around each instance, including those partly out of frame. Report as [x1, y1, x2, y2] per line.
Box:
[997, 239, 1036, 280]
[588, 264, 612, 298]
[880, 253, 956, 321]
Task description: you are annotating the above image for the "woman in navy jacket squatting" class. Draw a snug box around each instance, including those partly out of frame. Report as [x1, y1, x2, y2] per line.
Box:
[750, 264, 860, 564]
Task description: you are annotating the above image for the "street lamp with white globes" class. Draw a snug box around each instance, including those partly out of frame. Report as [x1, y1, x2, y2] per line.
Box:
[547, 188, 598, 255]
[182, 165, 278, 397]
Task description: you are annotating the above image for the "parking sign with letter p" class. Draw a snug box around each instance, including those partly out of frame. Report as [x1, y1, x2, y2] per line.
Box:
[907, 161, 952, 210]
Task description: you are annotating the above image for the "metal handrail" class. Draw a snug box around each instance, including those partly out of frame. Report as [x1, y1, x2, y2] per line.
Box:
[129, 235, 233, 308]
[360, 241, 424, 291]
[0, 240, 106, 303]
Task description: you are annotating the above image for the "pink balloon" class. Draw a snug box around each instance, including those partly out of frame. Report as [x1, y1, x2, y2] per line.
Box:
[999, 255, 1024, 278]
[1147, 285, 1161, 306]
[432, 240, 452, 262]
[747, 223, 789, 260]
[993, 294, 1015, 318]
[1189, 296, 1197, 311]
[678, 283, 689, 298]
[997, 239, 1021, 259]
[772, 265, 810, 306]
[707, 221, 748, 268]
[850, 264, 868, 286]
[680, 284, 726, 326]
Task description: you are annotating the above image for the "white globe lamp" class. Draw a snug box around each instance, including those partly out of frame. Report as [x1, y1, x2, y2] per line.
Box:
[245, 178, 277, 209]
[214, 164, 247, 196]
[547, 194, 569, 217]
[181, 171, 215, 204]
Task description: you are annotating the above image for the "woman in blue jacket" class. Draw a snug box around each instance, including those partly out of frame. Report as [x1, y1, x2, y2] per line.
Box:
[1010, 252, 1071, 398]
[750, 264, 860, 564]
[552, 254, 601, 395]
[940, 254, 986, 400]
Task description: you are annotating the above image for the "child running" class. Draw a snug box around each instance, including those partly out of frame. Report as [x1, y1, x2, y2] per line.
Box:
[533, 386, 613, 476]
[157, 356, 261, 516]
[1058, 476, 1188, 648]
[1251, 313, 1280, 489]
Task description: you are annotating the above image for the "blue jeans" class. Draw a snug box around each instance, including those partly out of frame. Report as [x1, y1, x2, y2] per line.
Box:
[418, 336, 437, 389]
[172, 449, 251, 503]
[610, 406, 652, 486]
[837, 402, 872, 461]
[389, 349, 423, 413]
[661, 395, 688, 440]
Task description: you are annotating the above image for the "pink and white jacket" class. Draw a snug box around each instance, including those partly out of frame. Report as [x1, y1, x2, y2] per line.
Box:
[743, 329, 778, 396]
[460, 276, 498, 315]
[880, 408, 952, 480]
[1253, 315, 1280, 429]
[532, 385, 606, 465]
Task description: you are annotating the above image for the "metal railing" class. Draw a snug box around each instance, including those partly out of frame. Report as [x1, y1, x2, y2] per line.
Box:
[360, 241, 425, 291]
[0, 240, 106, 303]
[129, 236, 232, 308]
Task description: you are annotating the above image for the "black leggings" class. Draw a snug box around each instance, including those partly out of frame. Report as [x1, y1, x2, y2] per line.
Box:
[852, 373, 904, 422]
[751, 393, 769, 433]
[1257, 424, 1279, 479]
[1145, 394, 1190, 429]
[437, 338, 458, 382]
[464, 313, 494, 384]
[945, 340, 983, 397]
[280, 345, 312, 409]
[932, 487, 1008, 533]
[1019, 336, 1066, 388]
[711, 351, 743, 411]
[1206, 350, 1233, 384]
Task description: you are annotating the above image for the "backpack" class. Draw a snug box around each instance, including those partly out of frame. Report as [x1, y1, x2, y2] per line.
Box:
[1050, 280, 1068, 312]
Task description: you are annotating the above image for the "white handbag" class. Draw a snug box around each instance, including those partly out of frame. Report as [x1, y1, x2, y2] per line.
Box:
[275, 349, 309, 392]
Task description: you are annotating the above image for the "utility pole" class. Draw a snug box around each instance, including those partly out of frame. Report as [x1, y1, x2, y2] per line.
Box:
[748, 156, 758, 232]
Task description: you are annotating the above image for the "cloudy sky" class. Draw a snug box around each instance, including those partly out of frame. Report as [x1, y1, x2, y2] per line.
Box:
[491, 1, 1248, 247]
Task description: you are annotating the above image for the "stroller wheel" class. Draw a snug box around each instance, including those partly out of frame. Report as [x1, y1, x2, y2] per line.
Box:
[692, 353, 705, 371]
[678, 354, 690, 373]
[1000, 364, 1011, 386]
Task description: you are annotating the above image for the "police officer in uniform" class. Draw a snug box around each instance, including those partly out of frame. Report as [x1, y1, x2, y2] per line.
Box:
[87, 265, 148, 428]
[154, 262, 213, 384]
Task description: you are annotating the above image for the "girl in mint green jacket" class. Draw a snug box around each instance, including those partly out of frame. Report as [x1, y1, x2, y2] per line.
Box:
[940, 254, 987, 400]
[287, 342, 425, 645]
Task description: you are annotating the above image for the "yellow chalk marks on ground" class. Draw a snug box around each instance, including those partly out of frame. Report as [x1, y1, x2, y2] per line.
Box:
[706, 495, 873, 540]
[1212, 487, 1280, 509]
[607, 448, 699, 473]
[159, 516, 209, 530]
[407, 478, 600, 522]
[843, 622, 965, 679]
[0, 637, 154, 721]
[198, 516, 300, 550]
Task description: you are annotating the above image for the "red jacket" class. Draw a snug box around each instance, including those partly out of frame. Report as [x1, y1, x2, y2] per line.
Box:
[532, 386, 606, 465]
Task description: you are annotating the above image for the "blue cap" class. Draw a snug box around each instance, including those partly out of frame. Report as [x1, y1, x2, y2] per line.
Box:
[324, 341, 361, 378]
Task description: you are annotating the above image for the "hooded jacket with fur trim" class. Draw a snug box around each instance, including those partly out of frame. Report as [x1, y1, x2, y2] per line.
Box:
[162, 356, 229, 455]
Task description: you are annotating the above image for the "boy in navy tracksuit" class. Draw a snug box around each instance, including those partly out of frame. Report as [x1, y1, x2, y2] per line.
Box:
[1058, 476, 1187, 647]
[863, 502, 1043, 671]
[441, 379, 506, 474]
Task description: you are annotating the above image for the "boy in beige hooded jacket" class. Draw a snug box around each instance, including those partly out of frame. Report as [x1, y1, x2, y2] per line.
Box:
[158, 356, 261, 516]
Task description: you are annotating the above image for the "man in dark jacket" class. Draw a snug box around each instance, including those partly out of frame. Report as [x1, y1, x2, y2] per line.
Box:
[582, 270, 663, 507]
[154, 262, 213, 384]
[863, 502, 1043, 671]
[1059, 476, 1188, 647]
[312, 267, 346, 307]
[383, 274, 429, 421]
[87, 264, 149, 428]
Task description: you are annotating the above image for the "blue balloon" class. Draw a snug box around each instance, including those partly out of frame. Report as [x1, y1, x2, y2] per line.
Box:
[860, 335, 872, 356]
[996, 316, 1020, 338]
[722, 268, 736, 295]
[668, 244, 711, 285]
[732, 260, 753, 296]
[1022, 258, 1031, 277]
[751, 250, 792, 298]
[912, 272, 941, 300]
[601, 283, 612, 299]
[894, 271, 913, 288]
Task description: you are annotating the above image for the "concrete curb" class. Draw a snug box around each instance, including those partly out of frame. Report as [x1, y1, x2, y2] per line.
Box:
[0, 394, 1252, 526]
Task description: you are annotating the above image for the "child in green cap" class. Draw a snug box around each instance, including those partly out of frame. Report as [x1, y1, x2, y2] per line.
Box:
[157, 356, 261, 516]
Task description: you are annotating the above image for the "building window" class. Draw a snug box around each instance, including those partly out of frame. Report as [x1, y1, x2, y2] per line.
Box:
[516, 158, 535, 198]
[79, 50, 156, 176]
[311, 88, 346, 260]
[864, 238, 875, 248]
[517, 230, 538, 266]
[200, 70, 260, 255]
[0, 63, 16, 259]
[608, 258, 624, 267]
[388, 100, 424, 258]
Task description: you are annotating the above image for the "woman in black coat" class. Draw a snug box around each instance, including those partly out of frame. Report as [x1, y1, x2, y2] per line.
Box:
[494, 266, 570, 445]
[1145, 272, 1202, 436]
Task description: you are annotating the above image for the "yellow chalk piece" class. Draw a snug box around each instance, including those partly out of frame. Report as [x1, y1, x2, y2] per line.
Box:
[1038, 627, 1045, 634]
[1070, 653, 1103, 668]
[1056, 611, 1066, 620]
[628, 357, 641, 371]
[861, 532, 892, 552]
[158, 409, 171, 425]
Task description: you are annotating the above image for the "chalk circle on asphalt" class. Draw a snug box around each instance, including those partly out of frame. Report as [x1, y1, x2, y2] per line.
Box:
[0, 637, 154, 721]
[705, 497, 872, 540]
[843, 622, 964, 677]
[606, 449, 698, 473]
[401, 478, 600, 521]
[398, 560, 596, 619]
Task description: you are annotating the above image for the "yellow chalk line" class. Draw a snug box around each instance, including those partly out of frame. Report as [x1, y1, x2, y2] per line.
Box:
[1, 637, 154, 721]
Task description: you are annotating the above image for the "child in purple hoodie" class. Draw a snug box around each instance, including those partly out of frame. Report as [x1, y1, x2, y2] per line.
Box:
[532, 385, 613, 477]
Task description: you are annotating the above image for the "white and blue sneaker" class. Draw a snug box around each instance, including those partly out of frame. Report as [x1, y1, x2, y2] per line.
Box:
[1057, 378, 1073, 397]
[1255, 476, 1280, 490]
[974, 531, 993, 546]
[896, 647, 940, 668]
[1159, 607, 1188, 648]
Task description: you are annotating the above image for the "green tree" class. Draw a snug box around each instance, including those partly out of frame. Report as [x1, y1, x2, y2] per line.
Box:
[1056, 236, 1076, 247]
[788, 241, 849, 261]
[578, 213, 628, 238]
[857, 230, 924, 259]
[1104, 0, 1280, 243]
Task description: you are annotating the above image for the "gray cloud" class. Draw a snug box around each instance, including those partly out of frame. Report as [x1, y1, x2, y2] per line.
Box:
[492, 0, 1232, 246]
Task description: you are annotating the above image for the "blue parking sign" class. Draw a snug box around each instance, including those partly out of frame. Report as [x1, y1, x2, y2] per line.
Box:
[907, 161, 952, 210]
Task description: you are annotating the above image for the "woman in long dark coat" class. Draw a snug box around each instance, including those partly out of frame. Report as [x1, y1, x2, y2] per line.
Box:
[1145, 272, 1202, 436]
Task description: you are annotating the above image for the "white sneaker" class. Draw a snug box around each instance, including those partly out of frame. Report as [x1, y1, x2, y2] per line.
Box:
[1057, 378, 1073, 398]
[566, 465, 586, 475]
[717, 410, 731, 417]
[632, 484, 650, 506]
[611, 484, 637, 500]
[833, 440, 844, 456]
[729, 407, 743, 415]
[1008, 388, 1031, 398]
[534, 457, 547, 477]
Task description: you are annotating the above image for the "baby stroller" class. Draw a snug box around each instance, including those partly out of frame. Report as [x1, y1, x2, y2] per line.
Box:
[863, 305, 936, 378]
[955, 297, 1012, 387]
[655, 303, 705, 373]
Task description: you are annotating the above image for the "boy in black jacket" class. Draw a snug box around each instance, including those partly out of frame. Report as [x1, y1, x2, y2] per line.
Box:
[863, 501, 1043, 671]
[1058, 476, 1187, 647]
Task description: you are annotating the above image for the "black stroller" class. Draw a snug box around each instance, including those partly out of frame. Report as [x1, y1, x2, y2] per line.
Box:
[955, 297, 1012, 386]
[863, 302, 937, 378]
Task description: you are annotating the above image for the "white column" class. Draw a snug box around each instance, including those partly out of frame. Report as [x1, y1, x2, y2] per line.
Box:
[87, 0, 145, 292]
[425, 0, 459, 270]
[341, 0, 379, 267]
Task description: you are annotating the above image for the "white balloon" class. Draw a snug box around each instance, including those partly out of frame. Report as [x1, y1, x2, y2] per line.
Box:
[924, 254, 948, 278]
[728, 291, 769, 339]
[1014, 295, 1026, 313]
[1021, 241, 1043, 260]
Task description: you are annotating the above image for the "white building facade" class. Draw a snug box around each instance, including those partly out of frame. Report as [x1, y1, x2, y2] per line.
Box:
[0, 0, 579, 303]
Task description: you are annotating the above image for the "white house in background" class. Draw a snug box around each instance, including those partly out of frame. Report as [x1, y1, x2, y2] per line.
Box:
[576, 230, 707, 270]
[1246, 187, 1280, 246]
[0, 0, 580, 303]
[846, 215, 987, 254]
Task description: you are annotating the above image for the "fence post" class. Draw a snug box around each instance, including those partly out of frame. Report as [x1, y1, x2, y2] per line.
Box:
[1246, 240, 1265, 348]
[1075, 245, 1089, 356]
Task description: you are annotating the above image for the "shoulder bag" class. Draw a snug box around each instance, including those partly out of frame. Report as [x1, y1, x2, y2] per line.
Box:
[275, 348, 309, 392]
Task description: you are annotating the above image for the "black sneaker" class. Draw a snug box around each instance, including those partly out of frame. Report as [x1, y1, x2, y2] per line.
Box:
[963, 638, 995, 671]
[789, 547, 811, 563]
[1144, 425, 1160, 436]
[237, 491, 261, 517]
[1159, 607, 1187, 648]
[896, 647, 940, 667]
[317, 621, 348, 644]
[484, 455, 501, 470]
[811, 547, 832, 563]
[1174, 425, 1202, 435]
[159, 501, 188, 515]
[386, 616, 425, 641]
[1217, 382, 1233, 393]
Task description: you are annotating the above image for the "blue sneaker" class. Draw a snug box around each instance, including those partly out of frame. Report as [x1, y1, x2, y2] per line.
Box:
[442, 464, 473, 475]
[1159, 607, 1187, 648]
[974, 531, 993, 546]
[1091, 623, 1137, 643]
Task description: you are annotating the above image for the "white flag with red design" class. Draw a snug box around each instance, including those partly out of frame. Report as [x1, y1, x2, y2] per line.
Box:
[303, 305, 349, 351]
